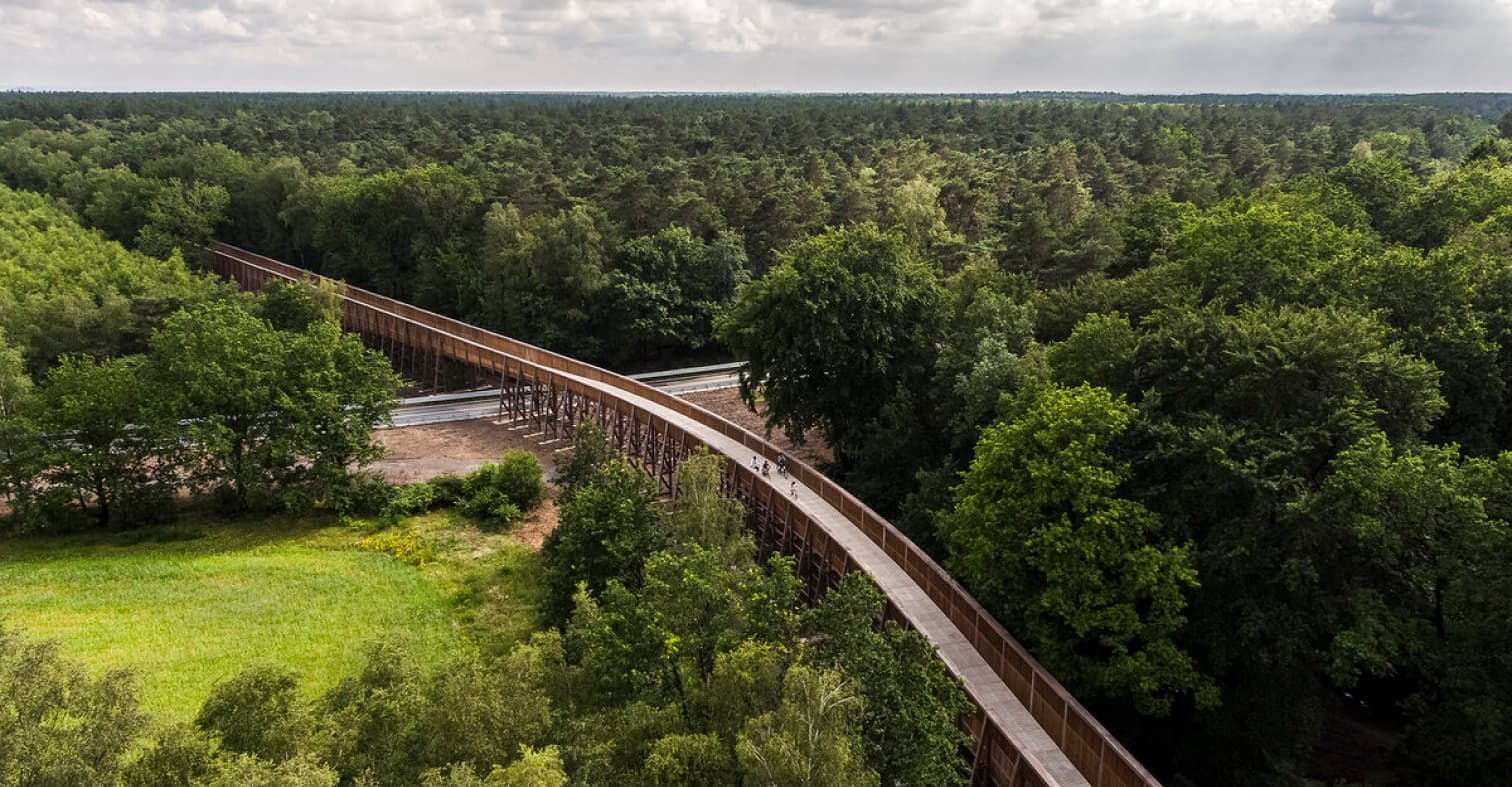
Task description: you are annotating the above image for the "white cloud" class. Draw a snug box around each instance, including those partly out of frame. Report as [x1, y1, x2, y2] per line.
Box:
[0, 0, 1509, 91]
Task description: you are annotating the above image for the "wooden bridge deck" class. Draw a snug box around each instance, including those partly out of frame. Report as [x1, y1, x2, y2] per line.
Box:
[553, 359, 1091, 787]
[208, 242, 1159, 787]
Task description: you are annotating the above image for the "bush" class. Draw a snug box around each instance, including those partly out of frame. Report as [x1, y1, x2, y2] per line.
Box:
[326, 471, 397, 517]
[316, 641, 429, 782]
[459, 484, 523, 529]
[494, 450, 546, 511]
[204, 753, 339, 787]
[122, 725, 218, 787]
[459, 451, 544, 529]
[4, 485, 89, 534]
[381, 482, 437, 523]
[195, 665, 309, 762]
[0, 627, 148, 785]
[429, 474, 466, 506]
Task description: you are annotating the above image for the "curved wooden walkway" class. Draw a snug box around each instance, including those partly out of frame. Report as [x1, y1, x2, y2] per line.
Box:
[208, 242, 1160, 787]
[578, 365, 1090, 787]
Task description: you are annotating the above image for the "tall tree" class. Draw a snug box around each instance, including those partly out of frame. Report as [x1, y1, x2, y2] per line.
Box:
[735, 665, 878, 787]
[148, 301, 290, 510]
[0, 330, 39, 527]
[135, 178, 231, 261]
[942, 383, 1211, 716]
[479, 203, 609, 359]
[539, 457, 664, 626]
[279, 319, 399, 506]
[38, 354, 169, 527]
[148, 299, 396, 511]
[1314, 436, 1512, 783]
[718, 223, 943, 465]
[801, 574, 972, 786]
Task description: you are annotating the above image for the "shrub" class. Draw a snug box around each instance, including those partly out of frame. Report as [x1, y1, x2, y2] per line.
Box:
[494, 450, 546, 511]
[204, 753, 339, 787]
[5, 485, 89, 534]
[316, 641, 429, 782]
[195, 665, 309, 762]
[459, 483, 523, 529]
[327, 471, 397, 517]
[381, 482, 437, 523]
[459, 451, 544, 529]
[0, 627, 148, 785]
[122, 725, 218, 787]
[429, 474, 466, 506]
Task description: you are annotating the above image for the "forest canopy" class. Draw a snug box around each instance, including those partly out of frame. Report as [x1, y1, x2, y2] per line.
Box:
[6, 92, 1512, 785]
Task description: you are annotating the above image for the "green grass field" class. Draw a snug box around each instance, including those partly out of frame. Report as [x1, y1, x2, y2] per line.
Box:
[0, 512, 542, 724]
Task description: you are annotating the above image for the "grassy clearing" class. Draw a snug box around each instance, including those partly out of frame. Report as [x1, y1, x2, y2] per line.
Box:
[0, 510, 542, 724]
[359, 509, 546, 656]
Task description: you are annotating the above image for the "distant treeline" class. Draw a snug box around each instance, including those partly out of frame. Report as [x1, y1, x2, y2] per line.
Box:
[0, 91, 1501, 368]
[6, 92, 1512, 785]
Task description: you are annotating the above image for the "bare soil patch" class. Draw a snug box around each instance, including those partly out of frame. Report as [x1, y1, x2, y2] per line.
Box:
[371, 419, 566, 485]
[369, 388, 828, 551]
[682, 388, 833, 468]
[370, 420, 568, 552]
[512, 497, 560, 551]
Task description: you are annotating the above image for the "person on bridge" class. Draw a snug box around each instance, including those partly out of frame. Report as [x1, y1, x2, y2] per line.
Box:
[791, 480, 797, 497]
[762, 460, 770, 477]
[751, 455, 759, 471]
[777, 453, 786, 475]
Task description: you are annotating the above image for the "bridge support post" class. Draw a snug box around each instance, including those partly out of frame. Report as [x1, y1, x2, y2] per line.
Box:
[206, 241, 1163, 787]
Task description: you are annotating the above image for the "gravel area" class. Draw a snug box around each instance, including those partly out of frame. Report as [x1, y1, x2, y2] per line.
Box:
[682, 387, 833, 468]
[371, 419, 566, 485]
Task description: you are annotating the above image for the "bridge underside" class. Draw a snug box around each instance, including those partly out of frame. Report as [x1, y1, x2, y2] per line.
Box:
[209, 243, 1160, 787]
[362, 321, 848, 599]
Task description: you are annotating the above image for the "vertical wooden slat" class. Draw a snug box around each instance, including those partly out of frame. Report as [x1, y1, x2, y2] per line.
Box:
[208, 242, 1161, 787]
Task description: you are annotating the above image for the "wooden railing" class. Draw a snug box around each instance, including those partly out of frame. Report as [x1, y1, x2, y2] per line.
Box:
[209, 242, 1161, 787]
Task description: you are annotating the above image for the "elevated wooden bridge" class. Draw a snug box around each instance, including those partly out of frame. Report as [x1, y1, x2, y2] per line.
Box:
[209, 242, 1162, 787]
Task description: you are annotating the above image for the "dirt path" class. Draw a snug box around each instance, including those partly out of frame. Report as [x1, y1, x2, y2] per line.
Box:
[367, 388, 831, 550]
[372, 388, 834, 485]
[371, 419, 568, 551]
[683, 388, 833, 468]
[371, 420, 566, 485]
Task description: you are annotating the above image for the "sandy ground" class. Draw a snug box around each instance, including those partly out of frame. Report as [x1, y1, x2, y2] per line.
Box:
[366, 387, 832, 550]
[372, 419, 569, 550]
[511, 498, 559, 551]
[683, 387, 834, 468]
[371, 419, 566, 485]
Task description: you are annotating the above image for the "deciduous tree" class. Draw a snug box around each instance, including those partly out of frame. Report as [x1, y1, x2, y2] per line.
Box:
[718, 223, 943, 465]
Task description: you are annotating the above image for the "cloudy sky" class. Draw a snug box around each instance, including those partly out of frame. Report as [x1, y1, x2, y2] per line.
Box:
[1, 0, 1509, 93]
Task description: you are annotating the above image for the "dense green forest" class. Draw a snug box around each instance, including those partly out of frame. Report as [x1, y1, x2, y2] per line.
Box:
[0, 184, 397, 528]
[4, 92, 1508, 366]
[6, 92, 1512, 785]
[0, 179, 970, 785]
[1, 445, 971, 787]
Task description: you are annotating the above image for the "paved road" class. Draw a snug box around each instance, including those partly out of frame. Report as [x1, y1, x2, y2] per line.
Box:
[389, 392, 504, 428]
[627, 361, 743, 395]
[390, 362, 743, 428]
